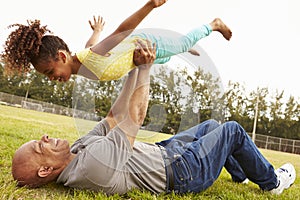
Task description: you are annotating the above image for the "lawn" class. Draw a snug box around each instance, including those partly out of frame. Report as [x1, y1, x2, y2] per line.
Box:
[0, 104, 299, 200]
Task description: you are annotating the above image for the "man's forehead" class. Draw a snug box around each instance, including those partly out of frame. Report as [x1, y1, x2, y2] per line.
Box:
[13, 141, 37, 164]
[17, 140, 36, 152]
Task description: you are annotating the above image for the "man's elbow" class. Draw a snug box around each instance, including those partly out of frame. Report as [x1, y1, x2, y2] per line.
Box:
[136, 112, 146, 126]
[130, 106, 147, 126]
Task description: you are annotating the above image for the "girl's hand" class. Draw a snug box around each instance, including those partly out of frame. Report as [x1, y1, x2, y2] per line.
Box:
[89, 15, 105, 32]
[150, 0, 167, 8]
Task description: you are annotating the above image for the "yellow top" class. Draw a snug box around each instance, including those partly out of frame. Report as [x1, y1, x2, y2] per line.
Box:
[76, 37, 138, 81]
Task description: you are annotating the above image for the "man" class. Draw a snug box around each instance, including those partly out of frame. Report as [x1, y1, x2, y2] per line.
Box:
[12, 40, 296, 196]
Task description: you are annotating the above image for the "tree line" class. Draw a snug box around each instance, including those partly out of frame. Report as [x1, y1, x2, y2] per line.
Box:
[0, 63, 299, 139]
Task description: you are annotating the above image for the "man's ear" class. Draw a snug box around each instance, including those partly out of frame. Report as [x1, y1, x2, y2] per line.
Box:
[37, 166, 54, 178]
[58, 50, 67, 63]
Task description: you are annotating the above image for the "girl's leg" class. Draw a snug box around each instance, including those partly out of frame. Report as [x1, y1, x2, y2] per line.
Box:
[134, 24, 212, 64]
[134, 18, 231, 64]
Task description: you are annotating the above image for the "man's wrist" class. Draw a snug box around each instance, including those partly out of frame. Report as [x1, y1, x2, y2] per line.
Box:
[138, 64, 152, 71]
[136, 68, 150, 86]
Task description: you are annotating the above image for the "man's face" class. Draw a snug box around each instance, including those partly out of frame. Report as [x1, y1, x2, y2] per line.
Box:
[17, 135, 71, 169]
[12, 135, 72, 187]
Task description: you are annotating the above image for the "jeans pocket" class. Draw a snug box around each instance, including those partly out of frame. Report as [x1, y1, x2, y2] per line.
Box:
[174, 155, 193, 183]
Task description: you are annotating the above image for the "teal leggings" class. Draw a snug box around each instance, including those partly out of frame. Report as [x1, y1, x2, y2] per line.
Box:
[133, 24, 212, 64]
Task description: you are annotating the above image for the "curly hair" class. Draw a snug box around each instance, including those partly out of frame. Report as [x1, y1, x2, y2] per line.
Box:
[1, 20, 71, 74]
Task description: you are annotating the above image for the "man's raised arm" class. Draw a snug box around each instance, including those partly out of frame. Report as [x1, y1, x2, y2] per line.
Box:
[108, 40, 156, 147]
[118, 42, 155, 147]
[105, 68, 138, 131]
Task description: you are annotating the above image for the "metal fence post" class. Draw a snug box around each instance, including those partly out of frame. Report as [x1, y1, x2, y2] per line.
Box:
[279, 138, 281, 152]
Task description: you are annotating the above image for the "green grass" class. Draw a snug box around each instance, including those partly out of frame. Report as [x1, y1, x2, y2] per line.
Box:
[0, 104, 299, 200]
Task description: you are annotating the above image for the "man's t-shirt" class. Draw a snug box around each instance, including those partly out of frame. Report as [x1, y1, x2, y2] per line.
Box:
[57, 119, 166, 195]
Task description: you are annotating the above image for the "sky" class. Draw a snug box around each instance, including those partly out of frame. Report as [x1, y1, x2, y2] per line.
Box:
[1, 0, 299, 99]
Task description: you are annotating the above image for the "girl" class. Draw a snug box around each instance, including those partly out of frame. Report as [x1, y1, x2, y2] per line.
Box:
[2, 0, 232, 82]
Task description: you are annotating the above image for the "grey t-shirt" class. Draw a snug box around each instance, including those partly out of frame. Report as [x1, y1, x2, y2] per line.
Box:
[57, 119, 166, 195]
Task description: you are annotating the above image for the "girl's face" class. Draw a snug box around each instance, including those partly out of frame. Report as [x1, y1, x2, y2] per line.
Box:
[34, 51, 72, 82]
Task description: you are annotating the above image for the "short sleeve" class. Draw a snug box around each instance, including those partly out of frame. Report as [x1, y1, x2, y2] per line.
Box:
[71, 119, 110, 153]
[76, 48, 90, 63]
[87, 119, 110, 137]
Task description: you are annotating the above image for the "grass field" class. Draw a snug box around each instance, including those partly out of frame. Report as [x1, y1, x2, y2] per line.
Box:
[0, 104, 299, 200]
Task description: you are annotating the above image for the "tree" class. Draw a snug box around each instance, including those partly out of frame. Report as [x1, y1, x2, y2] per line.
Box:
[283, 96, 300, 139]
[224, 81, 248, 124]
[146, 66, 183, 134]
[248, 87, 269, 134]
[145, 64, 224, 134]
[183, 66, 224, 126]
[94, 79, 122, 117]
[269, 90, 285, 137]
[0, 64, 28, 96]
[284, 96, 298, 121]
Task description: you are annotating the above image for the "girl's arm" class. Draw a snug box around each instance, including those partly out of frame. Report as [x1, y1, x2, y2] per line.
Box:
[85, 15, 105, 48]
[91, 0, 167, 56]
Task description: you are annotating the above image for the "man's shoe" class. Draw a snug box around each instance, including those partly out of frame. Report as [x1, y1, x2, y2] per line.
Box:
[270, 163, 296, 195]
[241, 178, 249, 184]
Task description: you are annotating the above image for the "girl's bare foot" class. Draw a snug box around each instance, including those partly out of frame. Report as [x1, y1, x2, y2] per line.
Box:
[210, 18, 232, 40]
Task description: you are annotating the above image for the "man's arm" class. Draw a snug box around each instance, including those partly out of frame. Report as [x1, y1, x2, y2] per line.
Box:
[118, 59, 152, 147]
[106, 40, 156, 147]
[118, 40, 155, 147]
[105, 68, 138, 130]
[91, 0, 166, 56]
[85, 15, 105, 48]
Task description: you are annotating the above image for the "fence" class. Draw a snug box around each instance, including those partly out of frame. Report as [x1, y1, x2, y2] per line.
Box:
[0, 92, 99, 121]
[248, 133, 300, 155]
[1, 92, 300, 155]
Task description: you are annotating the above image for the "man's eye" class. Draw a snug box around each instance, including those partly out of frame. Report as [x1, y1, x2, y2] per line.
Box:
[44, 69, 54, 75]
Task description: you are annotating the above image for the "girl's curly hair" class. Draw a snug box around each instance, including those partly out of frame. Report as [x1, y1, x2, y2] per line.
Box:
[1, 20, 71, 74]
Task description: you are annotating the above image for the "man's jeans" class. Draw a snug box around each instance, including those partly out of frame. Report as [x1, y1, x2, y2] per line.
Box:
[156, 119, 278, 193]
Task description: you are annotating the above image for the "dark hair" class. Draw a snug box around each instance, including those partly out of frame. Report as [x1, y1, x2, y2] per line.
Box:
[1, 20, 71, 74]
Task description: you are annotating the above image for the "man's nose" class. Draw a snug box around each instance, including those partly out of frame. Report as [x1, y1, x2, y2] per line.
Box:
[41, 135, 49, 142]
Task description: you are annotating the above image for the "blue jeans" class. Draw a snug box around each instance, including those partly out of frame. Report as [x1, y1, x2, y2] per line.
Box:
[133, 24, 212, 64]
[156, 120, 278, 193]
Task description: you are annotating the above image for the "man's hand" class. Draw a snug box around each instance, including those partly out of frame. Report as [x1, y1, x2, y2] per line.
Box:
[89, 15, 105, 33]
[133, 39, 156, 68]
